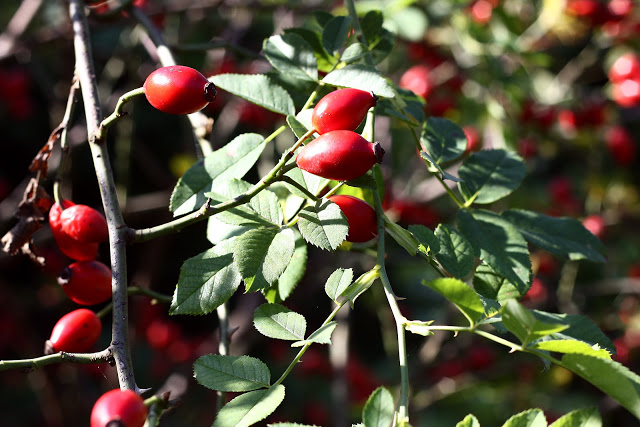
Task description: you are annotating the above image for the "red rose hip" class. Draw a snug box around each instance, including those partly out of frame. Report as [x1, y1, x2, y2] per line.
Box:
[296, 130, 384, 181]
[329, 195, 378, 243]
[49, 202, 99, 261]
[90, 389, 148, 427]
[58, 260, 112, 305]
[143, 65, 216, 115]
[60, 204, 109, 243]
[311, 88, 377, 134]
[46, 308, 102, 354]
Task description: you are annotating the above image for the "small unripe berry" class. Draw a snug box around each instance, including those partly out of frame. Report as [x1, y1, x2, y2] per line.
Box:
[90, 389, 148, 427]
[311, 88, 377, 134]
[328, 195, 378, 243]
[58, 260, 112, 305]
[296, 130, 384, 181]
[46, 308, 102, 354]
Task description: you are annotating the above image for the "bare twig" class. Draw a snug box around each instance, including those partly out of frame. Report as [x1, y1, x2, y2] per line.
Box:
[0, 0, 43, 59]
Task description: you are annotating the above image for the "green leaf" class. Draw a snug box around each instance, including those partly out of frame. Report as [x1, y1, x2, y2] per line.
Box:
[561, 354, 640, 420]
[421, 117, 467, 165]
[457, 209, 532, 296]
[341, 268, 380, 307]
[170, 239, 241, 315]
[423, 278, 485, 326]
[409, 224, 440, 255]
[253, 303, 306, 341]
[531, 311, 616, 353]
[283, 168, 325, 200]
[501, 299, 569, 347]
[265, 230, 307, 303]
[213, 385, 285, 427]
[473, 263, 523, 302]
[341, 43, 368, 63]
[207, 216, 252, 245]
[322, 16, 351, 55]
[284, 27, 334, 72]
[502, 209, 606, 263]
[361, 10, 395, 64]
[268, 424, 319, 427]
[362, 387, 395, 427]
[549, 407, 601, 427]
[292, 321, 338, 347]
[456, 414, 481, 427]
[531, 340, 611, 358]
[286, 114, 312, 140]
[322, 64, 395, 98]
[209, 74, 295, 115]
[377, 88, 425, 125]
[345, 171, 377, 190]
[458, 149, 526, 205]
[405, 320, 435, 336]
[234, 228, 296, 292]
[194, 355, 270, 392]
[297, 198, 349, 251]
[419, 151, 462, 182]
[170, 134, 266, 216]
[385, 221, 419, 255]
[502, 409, 547, 427]
[325, 268, 354, 302]
[264, 33, 318, 82]
[206, 191, 276, 228]
[434, 224, 474, 278]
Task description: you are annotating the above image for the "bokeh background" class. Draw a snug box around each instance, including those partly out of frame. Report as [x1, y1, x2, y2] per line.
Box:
[1, 0, 640, 425]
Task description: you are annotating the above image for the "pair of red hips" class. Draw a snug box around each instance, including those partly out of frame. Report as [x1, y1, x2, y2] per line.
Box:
[296, 88, 382, 243]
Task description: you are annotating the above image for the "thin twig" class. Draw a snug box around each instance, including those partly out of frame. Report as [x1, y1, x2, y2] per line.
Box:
[0, 0, 43, 59]
[68, 0, 138, 392]
[0, 348, 113, 373]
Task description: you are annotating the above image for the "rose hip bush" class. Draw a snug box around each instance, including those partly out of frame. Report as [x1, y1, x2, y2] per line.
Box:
[1, 0, 640, 426]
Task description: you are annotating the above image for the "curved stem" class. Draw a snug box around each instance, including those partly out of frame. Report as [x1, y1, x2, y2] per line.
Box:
[0, 348, 113, 373]
[69, 0, 137, 392]
[93, 87, 145, 142]
[53, 73, 81, 207]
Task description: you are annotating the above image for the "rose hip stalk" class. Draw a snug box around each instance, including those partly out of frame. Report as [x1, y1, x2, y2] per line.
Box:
[311, 88, 377, 134]
[296, 130, 384, 181]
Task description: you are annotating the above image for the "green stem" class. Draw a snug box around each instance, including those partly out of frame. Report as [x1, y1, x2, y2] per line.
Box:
[373, 189, 410, 422]
[93, 87, 145, 142]
[130, 125, 307, 243]
[279, 176, 319, 201]
[273, 303, 345, 386]
[0, 348, 112, 373]
[128, 286, 173, 303]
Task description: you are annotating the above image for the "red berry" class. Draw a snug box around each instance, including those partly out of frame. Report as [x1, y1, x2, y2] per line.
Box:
[328, 195, 378, 243]
[49, 202, 99, 261]
[311, 88, 377, 134]
[469, 0, 494, 25]
[90, 389, 148, 427]
[47, 308, 102, 354]
[463, 126, 482, 152]
[582, 215, 606, 239]
[612, 78, 640, 107]
[399, 64, 433, 100]
[296, 130, 384, 181]
[60, 204, 109, 243]
[609, 53, 640, 84]
[605, 125, 636, 166]
[58, 260, 112, 305]
[143, 65, 216, 115]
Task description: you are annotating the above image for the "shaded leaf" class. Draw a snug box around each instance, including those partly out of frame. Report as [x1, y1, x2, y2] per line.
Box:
[362, 387, 395, 427]
[322, 16, 352, 55]
[210, 74, 295, 115]
[325, 268, 354, 302]
[502, 299, 569, 347]
[434, 224, 474, 278]
[213, 385, 285, 427]
[264, 33, 318, 82]
[322, 64, 395, 98]
[421, 117, 467, 165]
[254, 303, 306, 341]
[194, 355, 270, 392]
[292, 321, 338, 347]
[458, 149, 526, 205]
[265, 230, 307, 303]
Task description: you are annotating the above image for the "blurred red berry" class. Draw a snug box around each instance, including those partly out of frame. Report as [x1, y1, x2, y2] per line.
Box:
[399, 64, 433, 100]
[518, 138, 538, 159]
[609, 53, 640, 84]
[605, 125, 636, 166]
[582, 215, 606, 239]
[469, 0, 495, 25]
[612, 78, 640, 107]
[463, 126, 482, 152]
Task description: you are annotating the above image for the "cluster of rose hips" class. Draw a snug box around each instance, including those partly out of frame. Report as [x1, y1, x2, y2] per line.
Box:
[296, 87, 384, 243]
